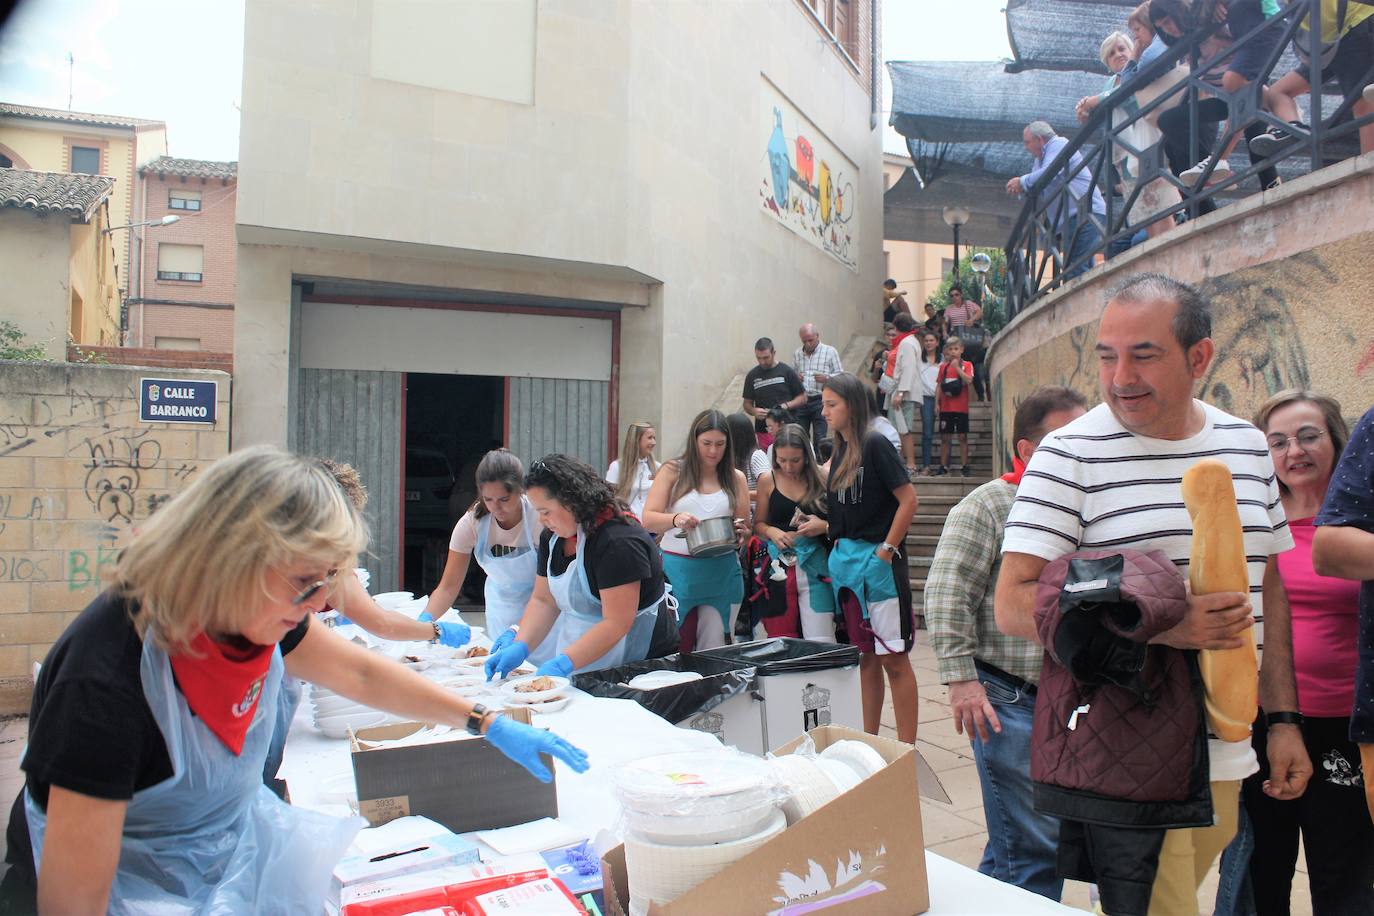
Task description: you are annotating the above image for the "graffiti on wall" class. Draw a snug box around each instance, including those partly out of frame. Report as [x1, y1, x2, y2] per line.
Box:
[759, 79, 858, 270]
[993, 234, 1374, 469]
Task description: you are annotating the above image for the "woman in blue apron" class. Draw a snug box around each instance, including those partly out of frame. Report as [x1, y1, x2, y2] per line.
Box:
[0, 447, 587, 914]
[424, 450, 554, 664]
[753, 423, 838, 643]
[484, 454, 678, 679]
[821, 373, 920, 744]
[642, 409, 751, 652]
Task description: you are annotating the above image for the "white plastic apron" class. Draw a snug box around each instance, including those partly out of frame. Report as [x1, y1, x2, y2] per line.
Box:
[26, 635, 362, 914]
[545, 525, 673, 673]
[475, 498, 555, 665]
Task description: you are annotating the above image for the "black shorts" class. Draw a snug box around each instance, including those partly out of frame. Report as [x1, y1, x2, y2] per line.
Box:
[939, 411, 969, 434]
[1297, 16, 1374, 98]
[1225, 5, 1285, 82]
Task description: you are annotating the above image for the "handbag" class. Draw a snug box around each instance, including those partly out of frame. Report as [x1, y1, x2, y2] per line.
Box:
[955, 323, 990, 359]
[939, 362, 964, 397]
[878, 372, 897, 394]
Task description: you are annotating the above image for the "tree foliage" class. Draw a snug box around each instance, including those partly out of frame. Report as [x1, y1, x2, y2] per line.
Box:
[927, 248, 1010, 335]
[0, 322, 49, 361]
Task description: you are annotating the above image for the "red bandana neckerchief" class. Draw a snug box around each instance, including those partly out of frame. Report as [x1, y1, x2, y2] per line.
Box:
[1001, 456, 1028, 487]
[169, 631, 273, 755]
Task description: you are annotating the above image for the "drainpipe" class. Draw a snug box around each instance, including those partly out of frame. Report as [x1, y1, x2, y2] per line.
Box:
[869, 0, 879, 129]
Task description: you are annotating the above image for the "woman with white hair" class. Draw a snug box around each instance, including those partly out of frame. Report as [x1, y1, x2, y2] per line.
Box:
[1, 446, 587, 914]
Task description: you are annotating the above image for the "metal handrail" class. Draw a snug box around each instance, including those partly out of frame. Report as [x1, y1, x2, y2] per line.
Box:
[1003, 0, 1374, 320]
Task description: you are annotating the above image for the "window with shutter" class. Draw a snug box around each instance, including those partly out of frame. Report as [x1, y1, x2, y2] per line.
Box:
[157, 243, 204, 282]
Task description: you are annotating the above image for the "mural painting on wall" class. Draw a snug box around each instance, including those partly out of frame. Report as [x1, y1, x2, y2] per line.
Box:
[760, 80, 858, 271]
[993, 238, 1374, 470]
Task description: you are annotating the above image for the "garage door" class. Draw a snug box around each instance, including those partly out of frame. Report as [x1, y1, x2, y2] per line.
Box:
[507, 377, 608, 473]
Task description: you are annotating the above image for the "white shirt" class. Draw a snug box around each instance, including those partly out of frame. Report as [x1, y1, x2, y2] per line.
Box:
[606, 457, 655, 518]
[870, 416, 902, 452]
[919, 360, 941, 398]
[1003, 401, 1294, 782]
[793, 343, 843, 396]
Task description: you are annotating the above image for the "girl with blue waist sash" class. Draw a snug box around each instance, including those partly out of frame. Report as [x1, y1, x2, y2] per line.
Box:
[753, 423, 838, 643]
[642, 410, 752, 653]
[0, 447, 586, 915]
[424, 450, 557, 665]
[484, 454, 679, 679]
[821, 373, 921, 743]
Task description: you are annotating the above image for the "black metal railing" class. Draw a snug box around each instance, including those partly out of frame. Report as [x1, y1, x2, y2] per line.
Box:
[1004, 0, 1374, 320]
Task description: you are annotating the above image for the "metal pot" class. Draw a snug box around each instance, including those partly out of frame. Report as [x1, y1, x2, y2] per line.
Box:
[685, 516, 738, 558]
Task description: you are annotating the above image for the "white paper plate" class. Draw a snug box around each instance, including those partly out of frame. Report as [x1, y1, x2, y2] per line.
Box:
[501, 675, 571, 701]
[820, 740, 888, 781]
[626, 670, 705, 691]
[505, 692, 572, 714]
[372, 591, 415, 609]
[316, 710, 388, 739]
[815, 757, 861, 795]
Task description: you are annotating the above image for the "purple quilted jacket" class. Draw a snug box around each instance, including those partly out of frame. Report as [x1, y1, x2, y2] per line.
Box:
[1029, 549, 1214, 829]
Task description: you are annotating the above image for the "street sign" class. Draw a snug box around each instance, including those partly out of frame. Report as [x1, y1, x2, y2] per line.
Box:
[139, 378, 218, 425]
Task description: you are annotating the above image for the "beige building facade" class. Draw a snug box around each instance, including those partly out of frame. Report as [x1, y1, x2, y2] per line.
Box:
[0, 169, 122, 358]
[235, 0, 884, 592]
[882, 153, 953, 313]
[0, 103, 168, 292]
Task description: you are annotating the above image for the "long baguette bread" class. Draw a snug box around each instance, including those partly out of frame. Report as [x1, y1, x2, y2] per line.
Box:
[1181, 458, 1258, 743]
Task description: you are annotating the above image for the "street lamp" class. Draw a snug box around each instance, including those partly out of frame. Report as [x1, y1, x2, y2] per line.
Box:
[971, 251, 992, 312]
[103, 214, 179, 235]
[942, 206, 970, 280]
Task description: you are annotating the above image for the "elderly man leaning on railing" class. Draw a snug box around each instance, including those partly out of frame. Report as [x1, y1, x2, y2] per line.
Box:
[1005, 121, 1108, 282]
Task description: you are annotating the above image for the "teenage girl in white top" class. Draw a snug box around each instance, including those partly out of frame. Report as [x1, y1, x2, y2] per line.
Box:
[605, 421, 658, 519]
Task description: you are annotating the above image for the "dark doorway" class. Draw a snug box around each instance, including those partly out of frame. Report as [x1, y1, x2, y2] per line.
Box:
[402, 373, 504, 597]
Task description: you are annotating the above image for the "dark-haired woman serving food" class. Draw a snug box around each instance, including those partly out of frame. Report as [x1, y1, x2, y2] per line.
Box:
[485, 454, 679, 679]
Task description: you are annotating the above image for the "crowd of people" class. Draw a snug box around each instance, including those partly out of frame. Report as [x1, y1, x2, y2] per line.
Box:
[1014, 0, 1374, 268]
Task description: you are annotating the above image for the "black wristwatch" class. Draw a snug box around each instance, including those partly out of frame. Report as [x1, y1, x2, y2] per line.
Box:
[1265, 710, 1304, 728]
[466, 703, 493, 736]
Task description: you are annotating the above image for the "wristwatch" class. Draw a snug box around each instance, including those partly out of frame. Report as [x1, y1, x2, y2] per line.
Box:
[1265, 711, 1304, 728]
[879, 542, 900, 557]
[466, 703, 493, 736]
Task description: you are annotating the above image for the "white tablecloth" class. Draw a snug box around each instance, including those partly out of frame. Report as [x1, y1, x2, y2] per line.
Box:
[279, 684, 1080, 913]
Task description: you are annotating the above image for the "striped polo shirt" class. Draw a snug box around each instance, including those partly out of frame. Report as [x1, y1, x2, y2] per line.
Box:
[1002, 400, 1294, 782]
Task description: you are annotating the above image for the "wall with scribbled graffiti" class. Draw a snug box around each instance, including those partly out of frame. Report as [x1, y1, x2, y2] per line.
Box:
[988, 228, 1374, 471]
[0, 361, 229, 694]
[760, 78, 858, 271]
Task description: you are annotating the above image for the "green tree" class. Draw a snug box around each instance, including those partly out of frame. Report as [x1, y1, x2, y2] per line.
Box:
[0, 322, 49, 361]
[927, 248, 1009, 335]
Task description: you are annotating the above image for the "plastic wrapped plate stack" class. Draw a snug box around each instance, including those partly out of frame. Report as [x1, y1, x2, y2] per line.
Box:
[768, 740, 889, 825]
[613, 750, 787, 916]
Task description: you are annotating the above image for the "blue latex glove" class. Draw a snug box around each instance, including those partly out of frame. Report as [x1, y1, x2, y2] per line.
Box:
[435, 621, 471, 648]
[535, 653, 574, 678]
[334, 614, 352, 626]
[484, 715, 589, 783]
[489, 626, 518, 655]
[484, 640, 530, 681]
[417, 612, 434, 623]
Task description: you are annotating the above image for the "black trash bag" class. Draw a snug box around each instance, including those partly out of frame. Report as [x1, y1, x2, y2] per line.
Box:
[696, 637, 860, 675]
[570, 654, 758, 724]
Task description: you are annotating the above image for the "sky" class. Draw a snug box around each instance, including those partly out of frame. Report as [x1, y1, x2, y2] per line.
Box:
[0, 0, 1009, 163]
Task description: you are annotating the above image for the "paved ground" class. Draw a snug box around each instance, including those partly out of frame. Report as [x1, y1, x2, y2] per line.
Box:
[0, 632, 1314, 913]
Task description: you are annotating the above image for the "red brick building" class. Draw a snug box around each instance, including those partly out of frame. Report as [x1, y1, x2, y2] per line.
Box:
[130, 156, 236, 351]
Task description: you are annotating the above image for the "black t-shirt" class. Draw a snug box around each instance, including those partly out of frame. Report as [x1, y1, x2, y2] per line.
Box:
[826, 430, 909, 543]
[3, 591, 310, 887]
[536, 519, 666, 610]
[742, 363, 805, 430]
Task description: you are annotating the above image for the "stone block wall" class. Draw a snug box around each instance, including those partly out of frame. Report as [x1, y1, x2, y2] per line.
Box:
[0, 360, 230, 709]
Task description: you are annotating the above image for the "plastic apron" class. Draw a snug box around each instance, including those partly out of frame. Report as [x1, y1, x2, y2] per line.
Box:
[766, 535, 837, 615]
[545, 526, 673, 673]
[26, 634, 362, 915]
[659, 551, 744, 635]
[475, 499, 556, 665]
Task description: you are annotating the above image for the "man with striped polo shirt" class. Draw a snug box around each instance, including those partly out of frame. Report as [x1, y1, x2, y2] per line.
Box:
[993, 273, 1312, 914]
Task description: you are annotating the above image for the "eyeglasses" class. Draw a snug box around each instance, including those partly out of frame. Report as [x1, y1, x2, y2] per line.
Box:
[288, 568, 339, 605]
[1266, 429, 1326, 454]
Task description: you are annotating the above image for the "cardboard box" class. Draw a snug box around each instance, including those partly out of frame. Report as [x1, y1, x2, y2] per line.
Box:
[349, 708, 558, 834]
[600, 726, 932, 915]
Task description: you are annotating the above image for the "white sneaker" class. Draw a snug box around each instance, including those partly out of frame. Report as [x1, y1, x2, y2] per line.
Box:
[1180, 156, 1232, 184]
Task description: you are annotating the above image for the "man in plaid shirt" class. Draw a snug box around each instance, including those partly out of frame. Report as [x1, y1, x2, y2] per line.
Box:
[925, 386, 1086, 900]
[794, 323, 843, 448]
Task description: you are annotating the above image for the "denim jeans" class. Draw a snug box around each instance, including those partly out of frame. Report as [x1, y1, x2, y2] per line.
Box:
[970, 664, 1064, 901]
[919, 396, 935, 468]
[1063, 215, 1103, 280]
[1214, 802, 1257, 916]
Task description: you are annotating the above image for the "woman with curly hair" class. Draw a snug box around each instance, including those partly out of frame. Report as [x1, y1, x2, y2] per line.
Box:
[642, 410, 752, 652]
[484, 454, 678, 679]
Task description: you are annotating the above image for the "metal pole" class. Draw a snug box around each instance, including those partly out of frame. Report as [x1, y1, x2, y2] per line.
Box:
[952, 225, 961, 280]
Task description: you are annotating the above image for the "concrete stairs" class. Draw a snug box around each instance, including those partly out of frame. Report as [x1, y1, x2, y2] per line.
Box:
[904, 401, 998, 628]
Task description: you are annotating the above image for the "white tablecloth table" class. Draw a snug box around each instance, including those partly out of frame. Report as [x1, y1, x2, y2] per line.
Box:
[280, 686, 1080, 914]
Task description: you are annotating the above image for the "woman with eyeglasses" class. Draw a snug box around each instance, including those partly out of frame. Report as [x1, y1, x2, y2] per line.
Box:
[753, 424, 838, 643]
[483, 455, 678, 679]
[422, 449, 554, 664]
[1216, 391, 1374, 914]
[640, 410, 751, 652]
[0, 446, 587, 914]
[605, 421, 659, 519]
